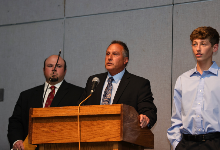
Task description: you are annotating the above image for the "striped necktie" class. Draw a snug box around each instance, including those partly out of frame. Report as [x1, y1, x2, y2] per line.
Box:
[45, 86, 55, 107]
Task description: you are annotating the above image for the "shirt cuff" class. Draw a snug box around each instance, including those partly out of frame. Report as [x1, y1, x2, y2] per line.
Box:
[12, 140, 21, 147]
[172, 141, 179, 150]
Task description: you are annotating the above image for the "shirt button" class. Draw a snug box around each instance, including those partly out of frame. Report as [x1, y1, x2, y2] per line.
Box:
[198, 103, 200, 105]
[200, 90, 202, 92]
[199, 129, 201, 131]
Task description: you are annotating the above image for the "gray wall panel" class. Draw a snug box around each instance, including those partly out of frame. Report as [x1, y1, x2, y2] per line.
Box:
[64, 6, 172, 150]
[174, 0, 207, 3]
[172, 2, 220, 148]
[1, 0, 220, 149]
[173, 0, 220, 87]
[174, 0, 205, 3]
[0, 0, 64, 25]
[0, 20, 64, 149]
[65, 0, 172, 17]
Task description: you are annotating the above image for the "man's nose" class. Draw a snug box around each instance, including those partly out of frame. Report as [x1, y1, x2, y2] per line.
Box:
[196, 44, 201, 51]
[108, 54, 113, 60]
[52, 68, 57, 72]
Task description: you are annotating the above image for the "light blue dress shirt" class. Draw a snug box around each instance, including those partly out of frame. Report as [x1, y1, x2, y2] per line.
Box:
[167, 61, 220, 149]
[100, 69, 125, 104]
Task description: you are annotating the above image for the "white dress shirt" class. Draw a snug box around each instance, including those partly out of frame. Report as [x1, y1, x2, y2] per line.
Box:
[42, 80, 63, 107]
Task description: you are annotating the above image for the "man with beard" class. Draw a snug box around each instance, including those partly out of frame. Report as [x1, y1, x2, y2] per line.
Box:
[8, 55, 84, 150]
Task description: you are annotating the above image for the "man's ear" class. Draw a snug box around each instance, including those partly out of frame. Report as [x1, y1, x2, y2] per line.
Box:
[64, 69, 67, 75]
[213, 44, 219, 53]
[124, 57, 129, 65]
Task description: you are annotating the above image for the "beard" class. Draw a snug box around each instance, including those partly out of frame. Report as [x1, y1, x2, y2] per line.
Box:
[50, 77, 58, 82]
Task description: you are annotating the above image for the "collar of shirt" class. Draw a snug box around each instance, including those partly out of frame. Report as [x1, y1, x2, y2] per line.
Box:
[100, 69, 125, 105]
[44, 80, 63, 90]
[107, 69, 125, 83]
[43, 80, 64, 107]
[189, 61, 218, 77]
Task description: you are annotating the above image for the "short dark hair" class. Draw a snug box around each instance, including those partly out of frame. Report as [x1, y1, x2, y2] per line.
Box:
[109, 40, 129, 67]
[190, 26, 220, 46]
[44, 57, 67, 71]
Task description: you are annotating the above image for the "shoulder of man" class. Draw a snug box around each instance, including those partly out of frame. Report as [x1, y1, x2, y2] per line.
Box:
[20, 84, 44, 95]
[63, 80, 84, 91]
[87, 72, 108, 81]
[177, 67, 195, 80]
[124, 71, 150, 83]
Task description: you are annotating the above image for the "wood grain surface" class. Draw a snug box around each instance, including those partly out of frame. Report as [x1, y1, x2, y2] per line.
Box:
[29, 104, 153, 149]
[39, 141, 144, 150]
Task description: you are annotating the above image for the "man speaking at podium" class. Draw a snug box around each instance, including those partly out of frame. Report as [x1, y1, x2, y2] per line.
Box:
[79, 40, 157, 129]
[8, 55, 84, 150]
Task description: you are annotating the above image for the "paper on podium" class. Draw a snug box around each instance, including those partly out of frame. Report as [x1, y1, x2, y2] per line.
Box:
[23, 135, 37, 150]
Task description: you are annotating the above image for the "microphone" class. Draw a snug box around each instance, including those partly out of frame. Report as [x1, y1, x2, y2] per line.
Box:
[79, 77, 100, 106]
[49, 49, 61, 82]
[90, 77, 100, 94]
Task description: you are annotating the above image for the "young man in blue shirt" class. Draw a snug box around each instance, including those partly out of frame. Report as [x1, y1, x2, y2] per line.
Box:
[167, 26, 220, 150]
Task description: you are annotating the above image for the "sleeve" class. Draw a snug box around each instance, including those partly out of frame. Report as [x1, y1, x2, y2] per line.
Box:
[7, 93, 26, 148]
[167, 76, 183, 150]
[137, 79, 157, 128]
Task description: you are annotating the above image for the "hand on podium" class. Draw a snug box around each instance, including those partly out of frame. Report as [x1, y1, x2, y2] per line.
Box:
[12, 135, 37, 150]
[139, 114, 150, 128]
[12, 140, 24, 150]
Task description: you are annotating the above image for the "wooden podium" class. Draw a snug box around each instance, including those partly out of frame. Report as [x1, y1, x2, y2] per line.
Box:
[29, 104, 154, 150]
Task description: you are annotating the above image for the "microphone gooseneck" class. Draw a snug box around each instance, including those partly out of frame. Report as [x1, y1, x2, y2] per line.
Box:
[78, 76, 99, 150]
[79, 77, 100, 106]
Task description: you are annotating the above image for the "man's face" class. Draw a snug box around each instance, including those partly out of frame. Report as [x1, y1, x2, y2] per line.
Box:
[105, 44, 128, 76]
[43, 55, 66, 85]
[192, 39, 218, 63]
